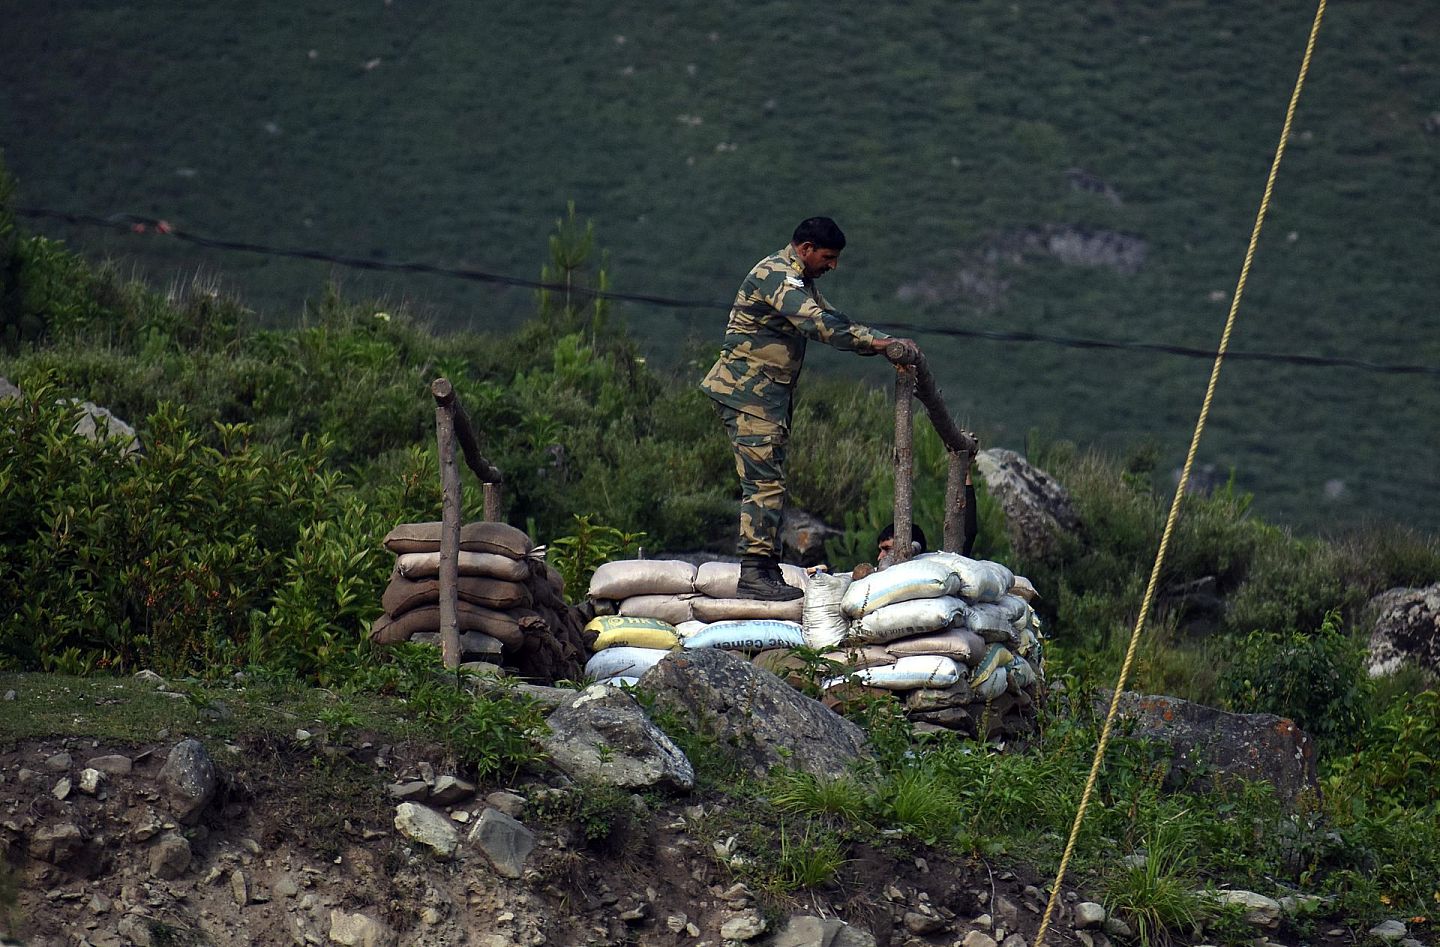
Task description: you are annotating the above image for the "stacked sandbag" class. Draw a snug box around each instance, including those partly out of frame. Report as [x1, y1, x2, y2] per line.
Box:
[806, 553, 1046, 738]
[588, 559, 808, 626]
[582, 616, 682, 686]
[370, 521, 588, 684]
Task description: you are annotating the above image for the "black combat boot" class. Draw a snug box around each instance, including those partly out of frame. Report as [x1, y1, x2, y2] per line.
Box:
[737, 556, 803, 602]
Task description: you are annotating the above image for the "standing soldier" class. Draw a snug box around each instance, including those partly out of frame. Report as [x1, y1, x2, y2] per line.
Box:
[701, 217, 920, 600]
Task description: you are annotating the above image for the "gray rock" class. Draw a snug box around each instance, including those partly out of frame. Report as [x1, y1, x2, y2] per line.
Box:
[1097, 693, 1318, 807]
[428, 774, 476, 806]
[393, 803, 459, 858]
[0, 376, 20, 401]
[64, 399, 140, 456]
[991, 894, 1021, 930]
[134, 669, 166, 685]
[1102, 916, 1132, 938]
[720, 909, 767, 940]
[1203, 890, 1281, 929]
[1073, 902, 1106, 928]
[230, 868, 249, 905]
[86, 755, 133, 775]
[962, 932, 999, 947]
[159, 739, 218, 825]
[541, 684, 695, 790]
[1000, 935, 1028, 947]
[52, 776, 72, 800]
[78, 768, 105, 795]
[44, 751, 73, 771]
[903, 910, 947, 935]
[1368, 920, 1408, 942]
[329, 908, 396, 947]
[974, 448, 1080, 562]
[29, 823, 85, 864]
[273, 874, 300, 898]
[468, 808, 535, 879]
[387, 780, 430, 802]
[484, 791, 526, 819]
[643, 649, 872, 780]
[1365, 584, 1440, 681]
[149, 831, 192, 879]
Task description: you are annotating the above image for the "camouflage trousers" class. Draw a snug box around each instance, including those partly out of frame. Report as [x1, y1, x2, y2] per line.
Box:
[714, 402, 788, 558]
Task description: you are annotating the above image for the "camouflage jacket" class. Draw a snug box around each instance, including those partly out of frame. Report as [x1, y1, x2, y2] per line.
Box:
[700, 244, 890, 425]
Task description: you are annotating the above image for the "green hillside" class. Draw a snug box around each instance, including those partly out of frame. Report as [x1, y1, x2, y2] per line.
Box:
[2, 0, 1437, 531]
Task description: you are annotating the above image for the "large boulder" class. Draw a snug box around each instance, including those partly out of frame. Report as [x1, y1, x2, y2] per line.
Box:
[974, 448, 1079, 562]
[65, 399, 141, 456]
[1097, 692, 1318, 806]
[642, 649, 872, 780]
[1365, 584, 1440, 681]
[542, 684, 695, 790]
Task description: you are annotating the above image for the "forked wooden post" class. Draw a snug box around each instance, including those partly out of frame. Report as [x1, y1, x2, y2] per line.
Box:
[430, 377, 505, 669]
[892, 365, 917, 565]
[885, 343, 979, 555]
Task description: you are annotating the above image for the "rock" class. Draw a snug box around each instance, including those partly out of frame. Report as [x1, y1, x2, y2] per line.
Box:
[1073, 902, 1106, 928]
[468, 808, 535, 879]
[387, 780, 429, 802]
[1368, 920, 1408, 942]
[1102, 916, 1132, 938]
[393, 803, 459, 858]
[1097, 692, 1318, 806]
[149, 831, 192, 879]
[118, 914, 157, 946]
[720, 909, 767, 940]
[1000, 936, 1027, 947]
[230, 868, 249, 905]
[79, 768, 105, 795]
[273, 874, 300, 898]
[962, 932, 999, 947]
[44, 751, 73, 771]
[0, 376, 20, 401]
[65, 399, 140, 455]
[52, 777, 72, 800]
[974, 448, 1080, 562]
[484, 791, 526, 819]
[1365, 584, 1440, 680]
[159, 739, 218, 825]
[86, 755, 133, 775]
[541, 684, 695, 790]
[1203, 890, 1281, 929]
[903, 910, 947, 934]
[329, 908, 396, 947]
[134, 669, 166, 685]
[29, 823, 85, 864]
[428, 774, 476, 806]
[991, 895, 1021, 930]
[643, 649, 872, 780]
[781, 507, 840, 566]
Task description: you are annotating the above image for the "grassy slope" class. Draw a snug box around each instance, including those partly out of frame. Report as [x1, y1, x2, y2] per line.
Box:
[1, 0, 1437, 531]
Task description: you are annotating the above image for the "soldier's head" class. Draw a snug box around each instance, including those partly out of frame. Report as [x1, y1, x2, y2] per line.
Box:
[792, 217, 846, 279]
[877, 522, 928, 561]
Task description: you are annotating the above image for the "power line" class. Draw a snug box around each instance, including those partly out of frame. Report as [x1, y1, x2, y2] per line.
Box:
[17, 205, 1440, 378]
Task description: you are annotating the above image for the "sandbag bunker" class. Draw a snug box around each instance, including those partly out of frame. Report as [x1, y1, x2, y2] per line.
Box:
[369, 522, 588, 683]
[583, 555, 1044, 738]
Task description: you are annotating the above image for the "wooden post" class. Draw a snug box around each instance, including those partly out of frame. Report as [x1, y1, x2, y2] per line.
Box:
[434, 398, 463, 670]
[892, 365, 917, 565]
[943, 449, 973, 554]
[884, 342, 977, 455]
[430, 378, 504, 522]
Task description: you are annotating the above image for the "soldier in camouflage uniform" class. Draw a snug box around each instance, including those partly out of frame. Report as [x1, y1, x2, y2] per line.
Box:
[701, 217, 920, 600]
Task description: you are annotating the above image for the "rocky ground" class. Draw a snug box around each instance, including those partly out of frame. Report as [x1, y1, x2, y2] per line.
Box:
[0, 672, 1425, 947]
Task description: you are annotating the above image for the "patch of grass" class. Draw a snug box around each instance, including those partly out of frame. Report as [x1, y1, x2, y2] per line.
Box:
[1102, 815, 1204, 947]
[769, 820, 850, 893]
[766, 770, 871, 826]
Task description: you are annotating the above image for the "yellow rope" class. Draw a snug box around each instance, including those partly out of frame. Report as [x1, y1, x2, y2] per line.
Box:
[1032, 4, 1328, 945]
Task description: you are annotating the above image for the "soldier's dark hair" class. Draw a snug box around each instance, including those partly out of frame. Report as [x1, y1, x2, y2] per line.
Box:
[877, 522, 928, 554]
[792, 217, 847, 250]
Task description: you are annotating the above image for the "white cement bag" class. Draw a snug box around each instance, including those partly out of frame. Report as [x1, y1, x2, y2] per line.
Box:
[822, 655, 961, 692]
[849, 596, 969, 645]
[674, 620, 709, 640]
[684, 619, 806, 653]
[694, 561, 808, 598]
[394, 550, 532, 582]
[618, 594, 697, 625]
[1006, 654, 1038, 691]
[841, 557, 961, 618]
[882, 628, 987, 665]
[588, 560, 697, 600]
[585, 646, 671, 681]
[926, 552, 1015, 603]
[802, 571, 853, 649]
[599, 675, 641, 687]
[970, 644, 1015, 700]
[966, 602, 1023, 646]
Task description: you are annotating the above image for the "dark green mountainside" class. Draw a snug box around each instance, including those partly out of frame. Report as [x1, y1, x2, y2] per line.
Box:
[2, 0, 1437, 531]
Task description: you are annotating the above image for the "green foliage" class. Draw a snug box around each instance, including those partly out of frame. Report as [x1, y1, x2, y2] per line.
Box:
[1217, 611, 1373, 751]
[529, 781, 640, 854]
[769, 820, 849, 892]
[766, 770, 871, 826]
[546, 514, 645, 605]
[1102, 815, 1204, 947]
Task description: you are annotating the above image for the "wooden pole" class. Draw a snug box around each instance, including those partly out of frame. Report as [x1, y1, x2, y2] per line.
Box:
[434, 400, 463, 669]
[430, 378, 504, 521]
[884, 342, 977, 455]
[943, 449, 973, 553]
[892, 365, 917, 565]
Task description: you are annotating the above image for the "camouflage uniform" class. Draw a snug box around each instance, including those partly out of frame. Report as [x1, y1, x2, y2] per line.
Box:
[701, 243, 891, 557]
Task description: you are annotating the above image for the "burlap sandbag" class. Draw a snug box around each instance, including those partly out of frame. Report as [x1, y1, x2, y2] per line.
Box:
[588, 560, 698, 600]
[693, 561, 808, 598]
[692, 595, 803, 623]
[883, 628, 987, 665]
[382, 521, 533, 558]
[820, 644, 899, 671]
[369, 601, 526, 649]
[382, 572, 531, 616]
[618, 594, 697, 625]
[409, 630, 504, 657]
[394, 551, 531, 582]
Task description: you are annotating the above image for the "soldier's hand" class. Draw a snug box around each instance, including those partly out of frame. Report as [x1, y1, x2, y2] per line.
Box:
[880, 337, 921, 364]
